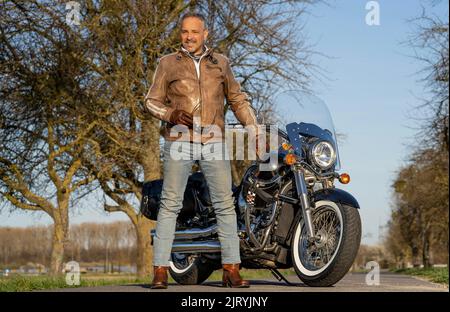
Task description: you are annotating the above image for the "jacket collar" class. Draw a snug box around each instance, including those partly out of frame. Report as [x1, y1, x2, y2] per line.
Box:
[178, 45, 214, 59]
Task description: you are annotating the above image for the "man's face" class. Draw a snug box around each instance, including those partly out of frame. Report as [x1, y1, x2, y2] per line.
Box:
[181, 17, 208, 55]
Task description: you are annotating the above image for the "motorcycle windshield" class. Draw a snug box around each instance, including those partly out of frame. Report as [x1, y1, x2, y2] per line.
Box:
[272, 90, 341, 170]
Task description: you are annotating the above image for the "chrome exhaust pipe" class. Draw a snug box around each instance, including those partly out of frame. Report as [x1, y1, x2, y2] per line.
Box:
[171, 241, 221, 253]
[150, 224, 218, 241]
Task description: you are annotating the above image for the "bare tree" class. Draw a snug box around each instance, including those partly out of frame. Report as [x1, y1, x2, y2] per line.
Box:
[407, 4, 449, 151]
[1, 0, 321, 277]
[0, 0, 97, 274]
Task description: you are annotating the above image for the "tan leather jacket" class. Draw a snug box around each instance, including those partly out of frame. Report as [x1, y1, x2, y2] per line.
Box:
[144, 47, 258, 143]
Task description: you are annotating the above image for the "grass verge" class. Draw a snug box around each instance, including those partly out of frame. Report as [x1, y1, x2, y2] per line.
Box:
[0, 268, 297, 292]
[0, 274, 149, 292]
[392, 267, 448, 286]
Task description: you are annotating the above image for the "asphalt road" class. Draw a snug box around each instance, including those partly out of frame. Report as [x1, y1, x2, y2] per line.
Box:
[45, 271, 447, 292]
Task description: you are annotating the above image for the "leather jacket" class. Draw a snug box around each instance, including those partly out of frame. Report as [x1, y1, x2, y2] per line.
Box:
[144, 46, 258, 143]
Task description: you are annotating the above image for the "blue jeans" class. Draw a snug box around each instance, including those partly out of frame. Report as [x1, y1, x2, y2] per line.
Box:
[152, 141, 241, 266]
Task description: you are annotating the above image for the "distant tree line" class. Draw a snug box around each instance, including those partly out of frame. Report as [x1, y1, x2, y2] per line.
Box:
[0, 221, 136, 271]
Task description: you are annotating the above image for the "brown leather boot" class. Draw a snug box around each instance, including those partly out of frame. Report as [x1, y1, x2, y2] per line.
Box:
[151, 266, 169, 289]
[222, 263, 250, 288]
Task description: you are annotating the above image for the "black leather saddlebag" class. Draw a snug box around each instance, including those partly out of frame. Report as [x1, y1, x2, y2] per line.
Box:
[140, 179, 164, 220]
[140, 173, 210, 221]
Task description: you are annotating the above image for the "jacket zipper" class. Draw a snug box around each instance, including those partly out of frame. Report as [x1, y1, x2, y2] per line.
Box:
[198, 60, 203, 128]
[192, 55, 205, 129]
[183, 50, 211, 135]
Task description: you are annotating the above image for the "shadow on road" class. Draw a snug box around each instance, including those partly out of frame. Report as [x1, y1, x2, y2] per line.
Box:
[125, 279, 307, 290]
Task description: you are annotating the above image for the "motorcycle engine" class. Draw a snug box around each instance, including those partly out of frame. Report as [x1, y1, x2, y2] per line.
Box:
[238, 164, 283, 248]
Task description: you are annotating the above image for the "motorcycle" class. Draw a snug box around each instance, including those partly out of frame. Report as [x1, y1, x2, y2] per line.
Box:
[140, 90, 361, 287]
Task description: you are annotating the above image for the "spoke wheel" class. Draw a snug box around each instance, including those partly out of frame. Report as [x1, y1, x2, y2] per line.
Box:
[291, 200, 361, 287]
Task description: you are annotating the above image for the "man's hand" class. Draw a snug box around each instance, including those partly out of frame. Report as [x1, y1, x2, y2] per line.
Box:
[169, 109, 193, 127]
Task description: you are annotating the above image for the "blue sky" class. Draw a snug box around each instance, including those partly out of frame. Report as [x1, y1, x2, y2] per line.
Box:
[1, 1, 448, 246]
[304, 0, 448, 244]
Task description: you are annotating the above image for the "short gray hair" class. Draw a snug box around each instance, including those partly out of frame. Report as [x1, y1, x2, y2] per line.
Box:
[180, 12, 207, 29]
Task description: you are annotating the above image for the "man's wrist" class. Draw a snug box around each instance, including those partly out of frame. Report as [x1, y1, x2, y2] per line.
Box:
[163, 107, 175, 123]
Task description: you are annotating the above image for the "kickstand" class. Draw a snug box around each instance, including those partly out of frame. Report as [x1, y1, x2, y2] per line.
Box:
[270, 268, 296, 286]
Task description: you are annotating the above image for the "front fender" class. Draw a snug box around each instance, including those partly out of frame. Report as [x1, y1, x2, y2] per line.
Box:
[312, 188, 360, 209]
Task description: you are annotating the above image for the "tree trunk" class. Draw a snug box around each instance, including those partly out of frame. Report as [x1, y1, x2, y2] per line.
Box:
[230, 161, 241, 186]
[411, 244, 420, 268]
[142, 119, 162, 181]
[49, 219, 68, 275]
[422, 229, 432, 268]
[447, 235, 449, 269]
[49, 195, 69, 275]
[135, 217, 154, 277]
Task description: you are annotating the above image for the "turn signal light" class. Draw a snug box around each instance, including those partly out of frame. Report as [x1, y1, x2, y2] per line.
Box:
[339, 173, 351, 184]
[284, 153, 297, 165]
[281, 142, 293, 151]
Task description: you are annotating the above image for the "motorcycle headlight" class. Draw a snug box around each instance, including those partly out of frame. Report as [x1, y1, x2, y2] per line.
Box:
[310, 140, 336, 169]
